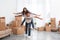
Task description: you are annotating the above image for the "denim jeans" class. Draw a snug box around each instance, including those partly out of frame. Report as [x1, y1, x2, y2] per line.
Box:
[25, 22, 31, 36]
[21, 18, 34, 36]
[31, 19, 34, 28]
[21, 18, 34, 28]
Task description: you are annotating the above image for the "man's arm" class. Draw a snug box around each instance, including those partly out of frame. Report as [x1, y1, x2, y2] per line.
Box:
[21, 18, 25, 26]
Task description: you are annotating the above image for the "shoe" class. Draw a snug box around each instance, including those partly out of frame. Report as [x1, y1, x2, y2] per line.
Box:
[28, 36, 31, 38]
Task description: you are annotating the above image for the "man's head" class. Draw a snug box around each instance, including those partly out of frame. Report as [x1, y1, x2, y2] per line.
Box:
[26, 12, 30, 17]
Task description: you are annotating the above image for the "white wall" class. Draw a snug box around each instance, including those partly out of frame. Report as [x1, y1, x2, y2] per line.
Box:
[17, 0, 50, 27]
[50, 0, 60, 26]
[0, 0, 50, 27]
[0, 0, 16, 24]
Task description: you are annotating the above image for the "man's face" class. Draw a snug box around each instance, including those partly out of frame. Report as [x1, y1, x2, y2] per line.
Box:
[26, 13, 30, 17]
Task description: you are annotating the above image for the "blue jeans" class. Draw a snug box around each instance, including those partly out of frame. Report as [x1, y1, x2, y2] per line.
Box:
[21, 18, 34, 36]
[21, 18, 34, 28]
[31, 19, 34, 28]
[25, 22, 31, 36]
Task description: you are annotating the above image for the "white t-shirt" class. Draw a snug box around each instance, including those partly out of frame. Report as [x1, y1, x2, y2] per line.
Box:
[25, 14, 33, 23]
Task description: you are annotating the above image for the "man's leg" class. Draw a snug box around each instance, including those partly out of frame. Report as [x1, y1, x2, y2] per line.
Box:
[25, 23, 28, 34]
[31, 19, 34, 28]
[28, 23, 31, 36]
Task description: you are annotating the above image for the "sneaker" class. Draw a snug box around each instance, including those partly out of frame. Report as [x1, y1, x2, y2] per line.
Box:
[28, 36, 31, 38]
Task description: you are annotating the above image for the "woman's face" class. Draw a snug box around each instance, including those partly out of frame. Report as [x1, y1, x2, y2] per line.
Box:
[23, 8, 27, 12]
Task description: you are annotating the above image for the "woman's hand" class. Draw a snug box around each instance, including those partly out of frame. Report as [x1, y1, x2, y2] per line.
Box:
[13, 12, 21, 14]
[39, 18, 43, 20]
[36, 15, 41, 16]
[34, 16, 43, 20]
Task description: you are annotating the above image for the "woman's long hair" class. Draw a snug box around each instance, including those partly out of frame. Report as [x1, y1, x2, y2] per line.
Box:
[22, 7, 30, 15]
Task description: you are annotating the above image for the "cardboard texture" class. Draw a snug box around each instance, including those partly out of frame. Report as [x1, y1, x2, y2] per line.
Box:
[38, 27, 44, 31]
[0, 17, 6, 31]
[15, 15, 22, 27]
[9, 15, 25, 35]
[50, 18, 56, 31]
[12, 26, 25, 35]
[9, 15, 22, 28]
[50, 18, 56, 28]
[58, 28, 60, 32]
[45, 26, 51, 32]
[45, 23, 51, 32]
[15, 15, 22, 21]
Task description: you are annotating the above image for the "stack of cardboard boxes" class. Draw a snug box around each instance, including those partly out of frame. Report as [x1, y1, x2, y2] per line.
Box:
[51, 18, 56, 28]
[50, 18, 57, 31]
[45, 23, 51, 32]
[12, 26, 25, 35]
[36, 18, 57, 32]
[0, 17, 12, 38]
[15, 15, 22, 27]
[9, 21, 16, 28]
[0, 17, 6, 31]
[37, 27, 44, 31]
[58, 28, 60, 32]
[58, 21, 60, 32]
[10, 15, 25, 35]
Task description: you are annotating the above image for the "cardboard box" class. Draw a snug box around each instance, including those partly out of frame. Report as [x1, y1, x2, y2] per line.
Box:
[15, 15, 22, 27]
[9, 15, 23, 33]
[50, 18, 56, 29]
[45, 23, 51, 32]
[9, 15, 22, 28]
[9, 20, 21, 28]
[15, 20, 22, 27]
[58, 21, 60, 32]
[38, 27, 44, 31]
[0, 17, 6, 31]
[9, 21, 16, 29]
[58, 28, 60, 32]
[12, 26, 25, 35]
[45, 26, 51, 32]
[15, 15, 22, 21]
[51, 18, 55, 21]
[51, 27, 57, 32]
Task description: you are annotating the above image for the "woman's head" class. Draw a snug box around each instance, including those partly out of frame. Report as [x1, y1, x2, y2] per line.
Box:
[22, 7, 30, 15]
[23, 7, 27, 12]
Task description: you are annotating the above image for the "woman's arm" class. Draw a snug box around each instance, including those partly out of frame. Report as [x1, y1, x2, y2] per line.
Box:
[34, 16, 43, 20]
[13, 12, 20, 14]
[30, 13, 41, 16]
